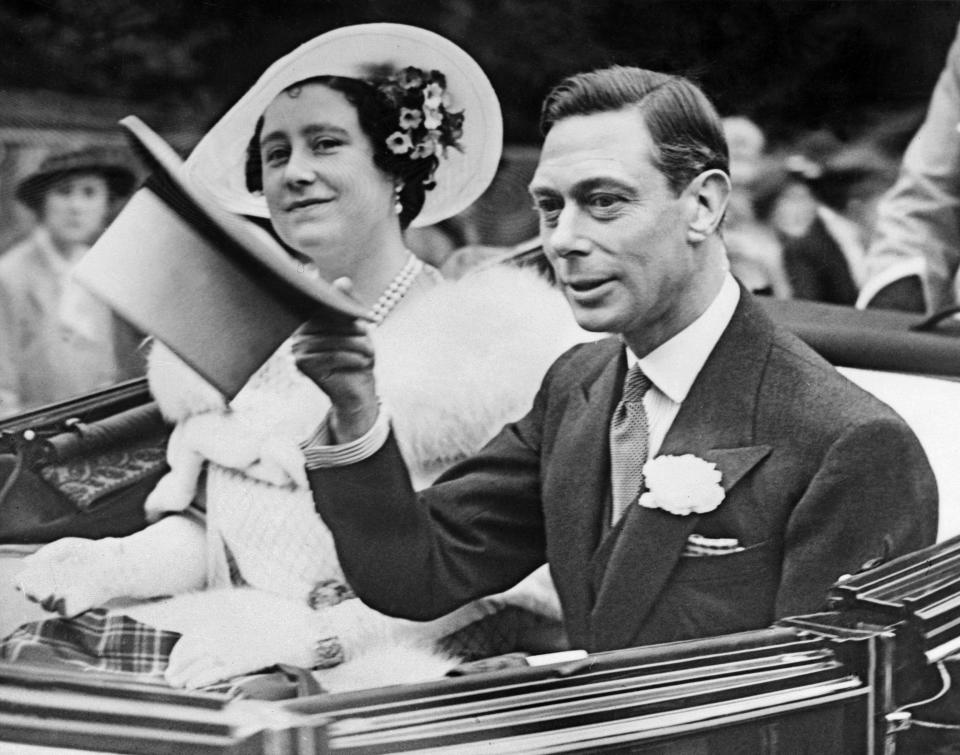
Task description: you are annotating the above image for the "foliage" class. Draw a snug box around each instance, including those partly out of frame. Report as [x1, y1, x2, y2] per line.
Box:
[2, 0, 959, 145]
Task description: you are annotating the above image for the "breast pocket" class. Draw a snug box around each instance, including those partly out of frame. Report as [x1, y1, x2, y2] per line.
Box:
[640, 540, 781, 644]
[674, 539, 778, 584]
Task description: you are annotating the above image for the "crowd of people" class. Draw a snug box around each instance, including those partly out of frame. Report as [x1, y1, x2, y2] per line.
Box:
[0, 19, 953, 703]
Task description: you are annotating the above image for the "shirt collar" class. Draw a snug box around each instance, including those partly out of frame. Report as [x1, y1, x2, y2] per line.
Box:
[626, 274, 740, 404]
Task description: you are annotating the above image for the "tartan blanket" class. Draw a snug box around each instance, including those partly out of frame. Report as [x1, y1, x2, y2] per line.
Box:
[0, 608, 180, 677]
[0, 603, 565, 687]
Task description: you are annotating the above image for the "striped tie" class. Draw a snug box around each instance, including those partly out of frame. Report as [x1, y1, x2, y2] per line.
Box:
[609, 365, 652, 525]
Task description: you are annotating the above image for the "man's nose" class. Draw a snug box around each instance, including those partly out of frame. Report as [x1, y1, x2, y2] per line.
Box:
[545, 206, 589, 258]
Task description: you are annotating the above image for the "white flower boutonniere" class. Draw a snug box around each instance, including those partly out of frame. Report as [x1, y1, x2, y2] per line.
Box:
[637, 454, 725, 516]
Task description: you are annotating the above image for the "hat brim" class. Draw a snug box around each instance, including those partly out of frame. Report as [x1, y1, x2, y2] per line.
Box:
[184, 23, 503, 229]
[16, 165, 137, 210]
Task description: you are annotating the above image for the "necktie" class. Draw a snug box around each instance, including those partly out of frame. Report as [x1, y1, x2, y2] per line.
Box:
[609, 365, 652, 525]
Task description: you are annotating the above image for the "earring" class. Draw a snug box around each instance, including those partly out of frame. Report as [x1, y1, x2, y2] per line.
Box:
[393, 183, 403, 216]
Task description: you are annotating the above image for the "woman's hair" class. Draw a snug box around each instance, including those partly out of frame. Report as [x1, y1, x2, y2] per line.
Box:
[245, 75, 436, 229]
[539, 65, 729, 196]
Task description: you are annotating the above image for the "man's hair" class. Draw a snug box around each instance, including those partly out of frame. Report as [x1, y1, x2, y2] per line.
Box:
[539, 66, 729, 195]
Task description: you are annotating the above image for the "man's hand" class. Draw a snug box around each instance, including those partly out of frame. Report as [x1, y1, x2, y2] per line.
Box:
[293, 278, 378, 442]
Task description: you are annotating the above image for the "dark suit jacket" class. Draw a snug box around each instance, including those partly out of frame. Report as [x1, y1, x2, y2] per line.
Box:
[311, 291, 938, 652]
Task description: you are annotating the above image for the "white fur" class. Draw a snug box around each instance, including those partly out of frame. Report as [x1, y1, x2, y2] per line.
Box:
[377, 264, 595, 485]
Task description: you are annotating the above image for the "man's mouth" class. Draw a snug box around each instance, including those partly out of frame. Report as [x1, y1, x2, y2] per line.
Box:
[565, 277, 613, 293]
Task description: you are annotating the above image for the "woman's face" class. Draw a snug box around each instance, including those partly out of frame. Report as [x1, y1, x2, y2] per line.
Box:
[41, 173, 111, 248]
[259, 83, 396, 268]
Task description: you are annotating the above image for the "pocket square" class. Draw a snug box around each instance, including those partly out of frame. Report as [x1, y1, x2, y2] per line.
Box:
[683, 533, 745, 557]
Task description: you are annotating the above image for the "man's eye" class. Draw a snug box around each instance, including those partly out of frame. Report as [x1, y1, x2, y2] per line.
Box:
[589, 193, 622, 212]
[532, 198, 562, 221]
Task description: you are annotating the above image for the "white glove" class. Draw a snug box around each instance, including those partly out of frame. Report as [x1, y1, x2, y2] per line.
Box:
[17, 516, 206, 617]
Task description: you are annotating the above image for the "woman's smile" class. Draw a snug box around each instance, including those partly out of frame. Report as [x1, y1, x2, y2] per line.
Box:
[285, 196, 335, 213]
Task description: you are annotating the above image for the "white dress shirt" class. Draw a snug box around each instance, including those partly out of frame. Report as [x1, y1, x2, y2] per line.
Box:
[627, 273, 740, 457]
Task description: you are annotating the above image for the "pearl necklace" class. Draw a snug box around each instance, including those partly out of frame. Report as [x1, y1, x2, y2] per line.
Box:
[369, 252, 423, 324]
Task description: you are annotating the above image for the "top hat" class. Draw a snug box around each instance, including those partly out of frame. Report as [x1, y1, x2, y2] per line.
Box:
[16, 145, 138, 212]
[184, 23, 503, 229]
[74, 116, 370, 399]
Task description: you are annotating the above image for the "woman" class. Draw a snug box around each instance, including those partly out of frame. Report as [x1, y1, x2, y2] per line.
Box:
[8, 24, 586, 691]
[0, 145, 140, 417]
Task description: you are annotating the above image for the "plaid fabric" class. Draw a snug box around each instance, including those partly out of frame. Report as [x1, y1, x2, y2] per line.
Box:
[0, 608, 180, 677]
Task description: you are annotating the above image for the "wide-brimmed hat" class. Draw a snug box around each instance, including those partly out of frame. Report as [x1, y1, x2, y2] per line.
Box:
[184, 23, 503, 229]
[16, 145, 137, 212]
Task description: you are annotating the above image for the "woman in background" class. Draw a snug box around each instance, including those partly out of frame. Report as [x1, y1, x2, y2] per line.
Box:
[0, 145, 139, 417]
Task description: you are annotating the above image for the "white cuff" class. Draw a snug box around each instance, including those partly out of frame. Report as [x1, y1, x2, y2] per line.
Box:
[301, 407, 391, 469]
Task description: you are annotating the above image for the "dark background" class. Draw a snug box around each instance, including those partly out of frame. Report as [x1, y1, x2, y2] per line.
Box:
[3, 0, 960, 148]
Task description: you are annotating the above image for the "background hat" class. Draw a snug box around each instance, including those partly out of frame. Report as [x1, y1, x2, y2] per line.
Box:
[15, 145, 137, 212]
[184, 23, 503, 229]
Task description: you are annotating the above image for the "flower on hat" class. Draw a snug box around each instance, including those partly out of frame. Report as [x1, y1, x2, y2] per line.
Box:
[386, 131, 414, 155]
[411, 138, 436, 160]
[398, 66, 424, 90]
[423, 82, 444, 109]
[373, 66, 465, 189]
[399, 107, 423, 130]
[423, 104, 443, 131]
[637, 454, 725, 516]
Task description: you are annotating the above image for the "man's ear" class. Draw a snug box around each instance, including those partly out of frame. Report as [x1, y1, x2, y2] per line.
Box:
[685, 169, 731, 243]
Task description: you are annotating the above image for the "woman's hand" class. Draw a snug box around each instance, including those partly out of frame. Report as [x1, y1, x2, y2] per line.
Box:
[293, 278, 379, 442]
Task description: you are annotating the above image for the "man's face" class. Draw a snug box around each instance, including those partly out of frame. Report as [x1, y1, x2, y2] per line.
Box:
[529, 109, 701, 349]
[41, 173, 111, 247]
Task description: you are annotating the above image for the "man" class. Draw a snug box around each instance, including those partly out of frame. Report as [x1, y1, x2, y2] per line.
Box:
[299, 66, 937, 651]
[0, 145, 140, 417]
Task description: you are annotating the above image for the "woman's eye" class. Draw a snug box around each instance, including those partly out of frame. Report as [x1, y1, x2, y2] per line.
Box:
[311, 137, 341, 153]
[263, 146, 289, 165]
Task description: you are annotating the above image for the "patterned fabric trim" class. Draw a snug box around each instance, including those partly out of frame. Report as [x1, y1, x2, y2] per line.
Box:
[38, 437, 168, 509]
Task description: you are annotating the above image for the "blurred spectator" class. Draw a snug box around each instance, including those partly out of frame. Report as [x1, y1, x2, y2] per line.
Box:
[723, 115, 767, 187]
[810, 144, 898, 282]
[721, 116, 792, 298]
[861, 23, 960, 313]
[0, 144, 141, 418]
[724, 188, 793, 298]
[752, 136, 864, 306]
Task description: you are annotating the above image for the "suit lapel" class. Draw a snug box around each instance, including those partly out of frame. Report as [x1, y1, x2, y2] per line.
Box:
[544, 342, 623, 635]
[588, 291, 776, 650]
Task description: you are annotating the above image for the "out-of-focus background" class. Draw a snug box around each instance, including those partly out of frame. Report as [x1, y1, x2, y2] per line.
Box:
[3, 0, 960, 417]
[1, 0, 957, 252]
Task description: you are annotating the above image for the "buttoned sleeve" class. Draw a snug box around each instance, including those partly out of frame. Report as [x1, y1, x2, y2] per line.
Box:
[301, 406, 392, 469]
